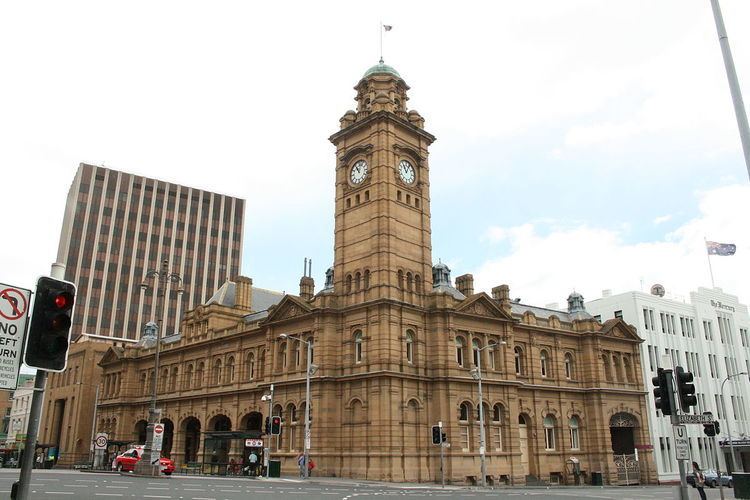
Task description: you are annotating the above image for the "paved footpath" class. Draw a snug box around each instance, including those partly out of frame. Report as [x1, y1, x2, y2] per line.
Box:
[0, 469, 736, 500]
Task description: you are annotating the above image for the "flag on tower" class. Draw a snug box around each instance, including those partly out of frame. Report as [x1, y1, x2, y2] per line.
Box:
[706, 241, 736, 256]
[383, 24, 392, 31]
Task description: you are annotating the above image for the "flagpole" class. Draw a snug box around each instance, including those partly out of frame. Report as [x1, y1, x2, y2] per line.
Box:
[379, 21, 383, 63]
[704, 237, 716, 288]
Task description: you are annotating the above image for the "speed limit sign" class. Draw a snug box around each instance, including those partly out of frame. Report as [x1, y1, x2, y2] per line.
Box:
[95, 433, 108, 450]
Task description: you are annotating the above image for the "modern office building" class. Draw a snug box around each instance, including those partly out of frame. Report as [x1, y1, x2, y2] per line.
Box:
[587, 286, 750, 479]
[41, 164, 245, 466]
[96, 62, 657, 486]
[56, 163, 245, 339]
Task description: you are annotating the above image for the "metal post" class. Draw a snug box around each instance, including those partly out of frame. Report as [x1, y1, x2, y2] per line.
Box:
[15, 262, 65, 500]
[710, 0, 750, 182]
[265, 384, 273, 479]
[713, 434, 726, 500]
[303, 340, 312, 479]
[439, 420, 445, 488]
[89, 385, 100, 466]
[720, 371, 747, 473]
[476, 351, 487, 488]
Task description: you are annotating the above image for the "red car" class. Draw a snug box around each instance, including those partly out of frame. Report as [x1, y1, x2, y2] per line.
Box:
[113, 446, 175, 475]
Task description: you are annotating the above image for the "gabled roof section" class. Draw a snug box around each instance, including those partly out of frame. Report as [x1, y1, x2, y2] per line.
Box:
[264, 295, 314, 324]
[206, 280, 235, 307]
[455, 293, 513, 320]
[98, 346, 126, 367]
[598, 318, 642, 342]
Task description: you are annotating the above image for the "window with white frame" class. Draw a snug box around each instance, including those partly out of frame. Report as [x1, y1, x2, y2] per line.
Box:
[514, 346, 524, 375]
[405, 330, 414, 364]
[564, 353, 573, 379]
[540, 350, 549, 377]
[456, 337, 466, 367]
[543, 415, 556, 451]
[569, 416, 580, 450]
[354, 331, 363, 363]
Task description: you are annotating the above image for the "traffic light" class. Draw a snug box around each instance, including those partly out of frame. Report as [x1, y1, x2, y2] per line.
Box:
[271, 416, 281, 435]
[704, 420, 718, 437]
[675, 366, 697, 412]
[24, 276, 76, 372]
[432, 425, 441, 445]
[652, 368, 674, 416]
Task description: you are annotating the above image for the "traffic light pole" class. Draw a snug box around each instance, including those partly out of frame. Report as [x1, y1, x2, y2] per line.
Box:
[713, 434, 726, 500]
[438, 421, 445, 488]
[14, 262, 65, 500]
[665, 368, 688, 500]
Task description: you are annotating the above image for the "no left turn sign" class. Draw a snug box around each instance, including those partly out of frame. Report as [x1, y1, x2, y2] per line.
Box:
[0, 282, 32, 391]
[0, 287, 28, 321]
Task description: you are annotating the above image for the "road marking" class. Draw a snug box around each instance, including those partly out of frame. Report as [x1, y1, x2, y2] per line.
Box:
[147, 487, 171, 490]
[190, 498, 216, 500]
[44, 492, 75, 496]
[106, 486, 129, 489]
[95, 494, 124, 497]
[182, 488, 206, 491]
[63, 484, 90, 487]
[76, 479, 99, 482]
[143, 496, 172, 499]
[218, 489, 241, 492]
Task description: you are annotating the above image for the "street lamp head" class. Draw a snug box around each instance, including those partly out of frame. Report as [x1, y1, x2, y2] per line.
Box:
[140, 282, 149, 291]
[470, 367, 480, 381]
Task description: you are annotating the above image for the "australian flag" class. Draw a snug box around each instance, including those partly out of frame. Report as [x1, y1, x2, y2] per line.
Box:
[706, 241, 736, 256]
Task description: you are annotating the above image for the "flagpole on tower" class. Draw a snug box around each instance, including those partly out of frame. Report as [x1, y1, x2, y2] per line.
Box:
[704, 236, 716, 288]
[380, 21, 383, 63]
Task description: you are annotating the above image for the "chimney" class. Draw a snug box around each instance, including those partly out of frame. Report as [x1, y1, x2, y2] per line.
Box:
[235, 276, 253, 311]
[455, 274, 474, 296]
[492, 284, 511, 313]
[299, 258, 315, 301]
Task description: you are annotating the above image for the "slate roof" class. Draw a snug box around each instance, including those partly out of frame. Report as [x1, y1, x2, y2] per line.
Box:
[204, 280, 284, 312]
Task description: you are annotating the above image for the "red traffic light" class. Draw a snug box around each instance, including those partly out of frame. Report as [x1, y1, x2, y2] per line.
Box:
[53, 292, 74, 310]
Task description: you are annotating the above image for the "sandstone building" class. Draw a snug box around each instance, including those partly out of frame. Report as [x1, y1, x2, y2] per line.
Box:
[97, 62, 656, 485]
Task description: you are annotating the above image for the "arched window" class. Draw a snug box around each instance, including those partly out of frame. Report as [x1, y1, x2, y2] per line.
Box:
[354, 331, 363, 363]
[355, 272, 361, 291]
[160, 368, 169, 392]
[612, 354, 622, 382]
[397, 270, 404, 289]
[245, 352, 255, 380]
[405, 330, 414, 364]
[139, 372, 147, 394]
[257, 350, 265, 378]
[455, 337, 466, 367]
[286, 403, 297, 451]
[169, 366, 178, 392]
[225, 356, 235, 384]
[459, 402, 472, 451]
[488, 340, 497, 370]
[415, 274, 421, 293]
[195, 362, 204, 388]
[540, 350, 549, 377]
[623, 356, 633, 383]
[212, 359, 222, 386]
[602, 354, 613, 382]
[459, 402, 471, 421]
[543, 415, 556, 451]
[492, 404, 505, 450]
[514, 346, 524, 375]
[564, 353, 574, 380]
[278, 341, 287, 370]
[363, 270, 370, 289]
[569, 416, 581, 450]
[472, 338, 482, 367]
[294, 341, 301, 367]
[346, 274, 353, 293]
[184, 364, 193, 390]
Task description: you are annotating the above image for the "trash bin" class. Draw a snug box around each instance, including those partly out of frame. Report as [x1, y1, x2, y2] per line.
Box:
[734, 472, 750, 499]
[591, 471, 603, 486]
[268, 459, 281, 478]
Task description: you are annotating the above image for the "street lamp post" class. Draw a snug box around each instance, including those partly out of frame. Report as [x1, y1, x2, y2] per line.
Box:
[136, 259, 184, 476]
[279, 334, 317, 479]
[470, 341, 506, 488]
[261, 386, 274, 478]
[720, 371, 748, 473]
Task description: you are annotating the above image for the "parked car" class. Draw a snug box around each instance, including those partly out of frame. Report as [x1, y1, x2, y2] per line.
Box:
[687, 470, 732, 488]
[112, 446, 175, 475]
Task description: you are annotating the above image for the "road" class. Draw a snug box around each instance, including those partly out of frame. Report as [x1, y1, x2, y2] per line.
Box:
[0, 470, 737, 500]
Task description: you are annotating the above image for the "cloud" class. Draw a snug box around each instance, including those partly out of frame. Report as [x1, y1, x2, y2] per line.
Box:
[474, 184, 750, 307]
[653, 214, 672, 225]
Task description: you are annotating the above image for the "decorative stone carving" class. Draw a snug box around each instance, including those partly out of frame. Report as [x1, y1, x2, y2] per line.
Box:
[609, 412, 638, 428]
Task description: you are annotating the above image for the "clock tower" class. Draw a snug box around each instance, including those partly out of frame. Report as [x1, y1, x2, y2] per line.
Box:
[329, 62, 436, 305]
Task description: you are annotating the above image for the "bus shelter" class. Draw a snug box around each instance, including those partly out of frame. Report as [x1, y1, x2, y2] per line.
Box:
[202, 431, 264, 476]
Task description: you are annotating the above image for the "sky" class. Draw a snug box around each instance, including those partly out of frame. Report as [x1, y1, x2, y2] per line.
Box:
[1, 0, 749, 313]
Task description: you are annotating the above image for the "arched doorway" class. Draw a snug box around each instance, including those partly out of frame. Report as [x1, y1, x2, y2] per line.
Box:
[206, 415, 232, 468]
[134, 420, 148, 444]
[160, 419, 174, 458]
[609, 412, 640, 484]
[182, 417, 201, 463]
[518, 414, 531, 476]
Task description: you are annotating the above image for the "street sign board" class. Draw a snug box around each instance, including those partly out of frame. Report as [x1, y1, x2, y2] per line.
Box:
[678, 413, 713, 424]
[673, 425, 689, 460]
[0, 283, 32, 390]
[95, 433, 108, 450]
[152, 423, 164, 453]
[244, 439, 263, 448]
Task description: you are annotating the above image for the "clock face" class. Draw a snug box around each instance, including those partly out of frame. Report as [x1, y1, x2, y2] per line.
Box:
[350, 160, 368, 184]
[398, 160, 415, 184]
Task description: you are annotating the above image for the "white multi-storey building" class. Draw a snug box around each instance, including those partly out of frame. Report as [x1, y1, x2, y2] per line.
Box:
[5, 376, 35, 450]
[587, 286, 750, 481]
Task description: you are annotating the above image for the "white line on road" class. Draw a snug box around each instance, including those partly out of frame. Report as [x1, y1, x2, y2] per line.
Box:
[44, 492, 75, 495]
[62, 484, 90, 487]
[105, 485, 129, 489]
[95, 494, 124, 497]
[143, 496, 172, 499]
[75, 479, 99, 482]
[182, 488, 206, 491]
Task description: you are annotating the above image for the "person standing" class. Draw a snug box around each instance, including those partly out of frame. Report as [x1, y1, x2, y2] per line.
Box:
[297, 453, 305, 478]
[692, 461, 707, 500]
[248, 451, 258, 476]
